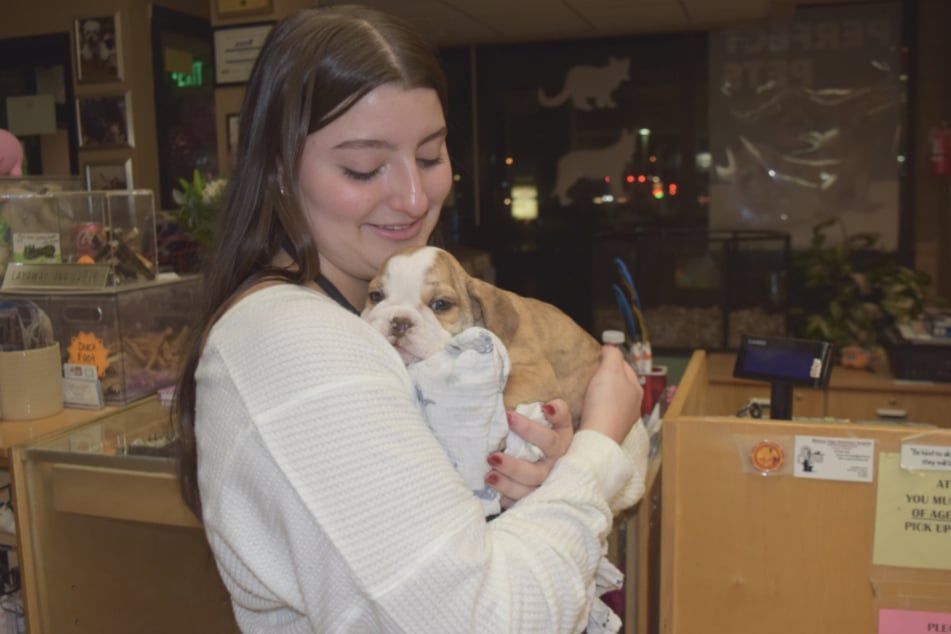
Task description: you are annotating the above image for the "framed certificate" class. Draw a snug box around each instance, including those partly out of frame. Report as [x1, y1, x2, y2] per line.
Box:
[213, 23, 273, 85]
[215, 0, 272, 19]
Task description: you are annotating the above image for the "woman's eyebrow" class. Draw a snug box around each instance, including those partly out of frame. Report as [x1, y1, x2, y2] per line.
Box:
[332, 127, 447, 151]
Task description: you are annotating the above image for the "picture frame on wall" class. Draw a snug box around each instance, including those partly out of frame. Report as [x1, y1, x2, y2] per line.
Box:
[74, 14, 123, 82]
[84, 159, 132, 190]
[213, 23, 273, 85]
[77, 93, 133, 148]
[215, 0, 272, 20]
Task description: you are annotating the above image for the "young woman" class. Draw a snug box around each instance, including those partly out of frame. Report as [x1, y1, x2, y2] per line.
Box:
[174, 5, 648, 632]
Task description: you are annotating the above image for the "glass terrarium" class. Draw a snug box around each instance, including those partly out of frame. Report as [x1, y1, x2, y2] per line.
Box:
[0, 189, 158, 286]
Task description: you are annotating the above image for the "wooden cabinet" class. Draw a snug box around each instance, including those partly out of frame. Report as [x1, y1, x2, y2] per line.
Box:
[9, 397, 238, 634]
[705, 353, 951, 427]
[826, 389, 950, 424]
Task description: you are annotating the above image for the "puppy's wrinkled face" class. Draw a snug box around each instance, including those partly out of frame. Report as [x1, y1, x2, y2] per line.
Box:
[362, 246, 478, 364]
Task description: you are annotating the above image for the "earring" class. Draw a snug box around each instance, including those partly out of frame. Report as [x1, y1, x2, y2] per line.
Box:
[279, 184, 287, 196]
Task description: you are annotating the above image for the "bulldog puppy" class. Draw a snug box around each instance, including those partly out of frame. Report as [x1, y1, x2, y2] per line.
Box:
[362, 245, 601, 422]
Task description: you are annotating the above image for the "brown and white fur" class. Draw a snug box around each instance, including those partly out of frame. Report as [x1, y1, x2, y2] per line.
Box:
[362, 245, 601, 422]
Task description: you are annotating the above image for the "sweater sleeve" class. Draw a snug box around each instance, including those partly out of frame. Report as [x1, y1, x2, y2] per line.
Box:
[195, 285, 648, 633]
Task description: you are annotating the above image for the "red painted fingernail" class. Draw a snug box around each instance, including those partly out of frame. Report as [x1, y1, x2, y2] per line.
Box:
[487, 454, 503, 467]
[542, 404, 555, 416]
[485, 473, 499, 486]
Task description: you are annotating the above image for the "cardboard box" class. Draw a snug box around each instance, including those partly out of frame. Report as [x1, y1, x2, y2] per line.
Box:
[0, 275, 200, 404]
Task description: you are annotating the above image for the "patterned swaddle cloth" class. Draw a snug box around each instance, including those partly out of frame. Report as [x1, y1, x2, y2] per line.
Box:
[407, 326, 623, 634]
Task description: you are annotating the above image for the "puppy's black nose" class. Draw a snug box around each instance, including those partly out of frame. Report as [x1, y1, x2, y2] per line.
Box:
[390, 317, 412, 337]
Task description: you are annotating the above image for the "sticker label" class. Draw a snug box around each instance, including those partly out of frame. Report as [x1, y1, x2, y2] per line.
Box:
[750, 440, 785, 473]
[12, 232, 60, 263]
[67, 332, 109, 377]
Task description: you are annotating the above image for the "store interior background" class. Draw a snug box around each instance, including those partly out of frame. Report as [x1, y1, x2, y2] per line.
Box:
[1, 0, 949, 357]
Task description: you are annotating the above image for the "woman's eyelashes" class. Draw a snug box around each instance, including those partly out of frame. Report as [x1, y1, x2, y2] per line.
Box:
[342, 156, 444, 182]
[343, 167, 379, 182]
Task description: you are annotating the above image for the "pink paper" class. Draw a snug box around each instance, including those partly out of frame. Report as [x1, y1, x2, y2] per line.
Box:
[879, 609, 951, 634]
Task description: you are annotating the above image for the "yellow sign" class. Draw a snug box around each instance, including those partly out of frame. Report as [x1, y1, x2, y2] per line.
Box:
[873, 452, 951, 570]
[67, 332, 109, 378]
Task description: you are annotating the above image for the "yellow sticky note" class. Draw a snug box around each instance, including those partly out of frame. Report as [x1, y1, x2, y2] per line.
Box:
[873, 452, 951, 570]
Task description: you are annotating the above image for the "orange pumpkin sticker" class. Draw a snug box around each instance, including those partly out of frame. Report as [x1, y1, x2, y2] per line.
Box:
[67, 332, 109, 377]
[751, 440, 785, 473]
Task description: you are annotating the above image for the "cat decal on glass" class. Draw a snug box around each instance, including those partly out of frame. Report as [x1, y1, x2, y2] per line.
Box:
[551, 129, 638, 206]
[538, 57, 630, 111]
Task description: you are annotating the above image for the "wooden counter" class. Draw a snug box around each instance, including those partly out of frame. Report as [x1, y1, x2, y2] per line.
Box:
[0, 407, 117, 467]
[660, 351, 951, 634]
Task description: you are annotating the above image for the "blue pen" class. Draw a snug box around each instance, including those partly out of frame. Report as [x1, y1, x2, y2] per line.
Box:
[613, 257, 642, 310]
[612, 284, 640, 342]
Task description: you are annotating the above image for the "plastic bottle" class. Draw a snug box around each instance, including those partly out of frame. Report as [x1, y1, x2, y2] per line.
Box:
[601, 329, 635, 368]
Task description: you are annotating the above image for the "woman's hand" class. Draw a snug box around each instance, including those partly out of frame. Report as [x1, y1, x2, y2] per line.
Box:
[485, 399, 573, 509]
[578, 345, 642, 444]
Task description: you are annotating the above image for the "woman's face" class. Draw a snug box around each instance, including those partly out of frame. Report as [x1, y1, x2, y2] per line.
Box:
[297, 84, 452, 292]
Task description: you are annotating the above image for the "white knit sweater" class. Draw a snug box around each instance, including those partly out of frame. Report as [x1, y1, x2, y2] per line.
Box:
[195, 284, 649, 633]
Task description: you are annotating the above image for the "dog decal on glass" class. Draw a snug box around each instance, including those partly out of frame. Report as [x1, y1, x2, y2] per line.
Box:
[538, 57, 630, 111]
[551, 129, 637, 206]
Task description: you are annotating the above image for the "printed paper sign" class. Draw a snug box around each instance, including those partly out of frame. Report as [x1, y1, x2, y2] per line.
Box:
[902, 443, 951, 471]
[873, 453, 951, 570]
[12, 232, 60, 263]
[793, 435, 875, 482]
[62, 363, 104, 409]
[879, 608, 951, 633]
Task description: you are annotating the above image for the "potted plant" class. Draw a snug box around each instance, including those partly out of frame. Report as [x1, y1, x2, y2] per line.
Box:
[171, 169, 227, 249]
[790, 219, 931, 365]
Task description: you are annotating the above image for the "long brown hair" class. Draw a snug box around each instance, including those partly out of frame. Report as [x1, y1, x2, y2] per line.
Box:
[174, 5, 448, 517]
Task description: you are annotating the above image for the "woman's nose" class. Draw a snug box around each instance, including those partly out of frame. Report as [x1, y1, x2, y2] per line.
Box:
[387, 163, 429, 215]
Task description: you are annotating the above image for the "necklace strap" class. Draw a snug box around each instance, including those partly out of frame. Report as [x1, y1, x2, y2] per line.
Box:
[316, 274, 361, 315]
[280, 234, 360, 315]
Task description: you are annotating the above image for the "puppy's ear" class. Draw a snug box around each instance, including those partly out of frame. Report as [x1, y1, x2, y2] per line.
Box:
[466, 276, 520, 344]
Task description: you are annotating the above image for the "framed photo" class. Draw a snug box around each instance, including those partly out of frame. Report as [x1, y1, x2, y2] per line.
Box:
[74, 14, 123, 82]
[215, 0, 272, 19]
[213, 23, 273, 85]
[84, 159, 132, 190]
[77, 93, 133, 148]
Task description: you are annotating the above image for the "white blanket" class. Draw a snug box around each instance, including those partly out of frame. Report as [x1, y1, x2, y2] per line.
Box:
[408, 327, 623, 633]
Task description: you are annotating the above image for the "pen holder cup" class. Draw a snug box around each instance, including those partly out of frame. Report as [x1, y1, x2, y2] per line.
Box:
[0, 343, 64, 420]
[639, 365, 668, 418]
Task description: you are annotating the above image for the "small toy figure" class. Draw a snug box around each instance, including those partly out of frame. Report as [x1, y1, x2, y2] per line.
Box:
[840, 345, 872, 370]
[0, 129, 23, 176]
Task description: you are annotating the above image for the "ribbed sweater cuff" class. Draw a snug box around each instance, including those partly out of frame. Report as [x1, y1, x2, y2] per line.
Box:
[565, 428, 637, 503]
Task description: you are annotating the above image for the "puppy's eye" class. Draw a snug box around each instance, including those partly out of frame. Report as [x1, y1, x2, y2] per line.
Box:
[368, 290, 384, 304]
[430, 298, 453, 313]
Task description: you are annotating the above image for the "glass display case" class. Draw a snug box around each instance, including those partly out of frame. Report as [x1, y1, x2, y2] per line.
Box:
[0, 189, 158, 285]
[0, 274, 201, 405]
[9, 397, 238, 633]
